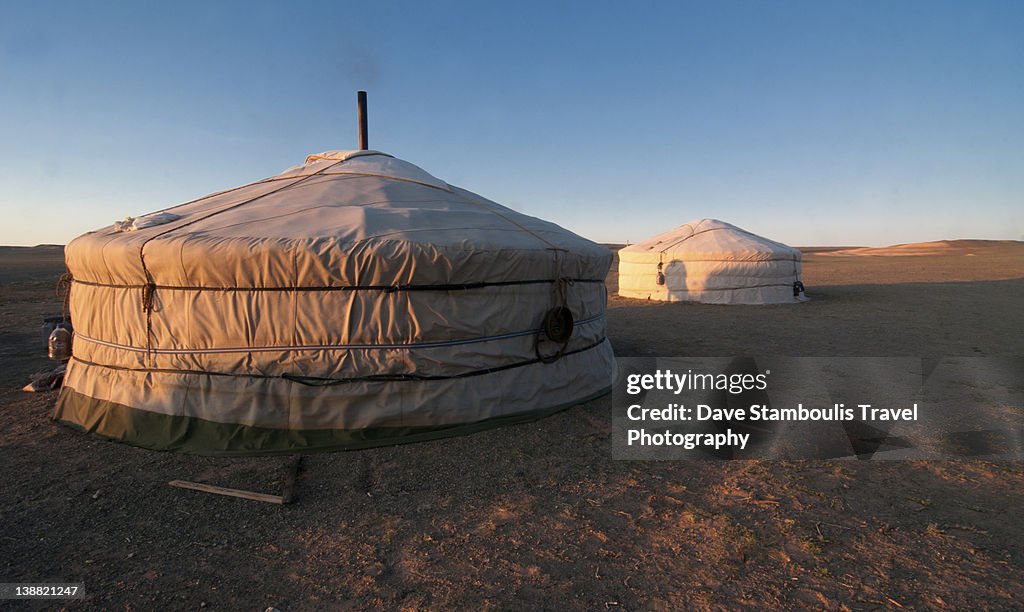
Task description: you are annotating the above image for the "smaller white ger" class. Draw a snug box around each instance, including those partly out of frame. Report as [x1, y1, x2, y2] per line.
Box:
[618, 218, 808, 304]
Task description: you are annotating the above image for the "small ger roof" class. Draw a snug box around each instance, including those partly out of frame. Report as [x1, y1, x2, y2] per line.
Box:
[621, 218, 799, 262]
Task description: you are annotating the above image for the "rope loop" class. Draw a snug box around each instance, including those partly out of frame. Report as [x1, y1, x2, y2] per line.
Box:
[56, 272, 73, 322]
[141, 282, 156, 311]
[535, 272, 575, 364]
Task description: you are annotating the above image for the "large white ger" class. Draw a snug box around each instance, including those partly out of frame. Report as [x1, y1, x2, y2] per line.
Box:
[54, 150, 614, 455]
[618, 218, 806, 304]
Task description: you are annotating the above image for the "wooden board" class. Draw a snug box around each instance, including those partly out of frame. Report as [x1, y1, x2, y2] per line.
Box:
[168, 480, 287, 505]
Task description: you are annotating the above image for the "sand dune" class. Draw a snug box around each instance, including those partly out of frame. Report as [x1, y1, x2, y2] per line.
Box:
[798, 240, 1024, 286]
[813, 239, 1024, 257]
[0, 245, 65, 284]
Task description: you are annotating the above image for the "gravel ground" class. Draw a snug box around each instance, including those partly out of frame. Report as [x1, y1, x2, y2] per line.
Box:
[1, 242, 1022, 610]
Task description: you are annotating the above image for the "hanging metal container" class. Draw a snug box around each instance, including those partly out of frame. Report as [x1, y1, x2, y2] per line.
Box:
[48, 327, 73, 361]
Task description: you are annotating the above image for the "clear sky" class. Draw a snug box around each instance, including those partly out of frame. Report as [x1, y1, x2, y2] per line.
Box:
[1, 1, 1021, 247]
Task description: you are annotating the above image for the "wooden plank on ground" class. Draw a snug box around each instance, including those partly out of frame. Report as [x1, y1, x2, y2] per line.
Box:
[168, 479, 286, 505]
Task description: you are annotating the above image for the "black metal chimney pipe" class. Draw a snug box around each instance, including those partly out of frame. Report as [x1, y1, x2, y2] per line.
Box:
[357, 91, 368, 150]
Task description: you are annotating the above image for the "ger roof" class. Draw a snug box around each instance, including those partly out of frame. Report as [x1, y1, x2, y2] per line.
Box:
[620, 218, 799, 261]
[66, 150, 610, 288]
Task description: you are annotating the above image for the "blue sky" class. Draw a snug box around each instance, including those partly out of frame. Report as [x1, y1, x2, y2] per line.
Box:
[1, 1, 1021, 246]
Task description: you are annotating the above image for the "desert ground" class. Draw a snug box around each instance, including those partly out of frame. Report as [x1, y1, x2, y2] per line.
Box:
[1, 240, 1022, 609]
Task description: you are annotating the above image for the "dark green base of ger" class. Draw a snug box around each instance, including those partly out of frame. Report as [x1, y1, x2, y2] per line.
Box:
[52, 387, 611, 457]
